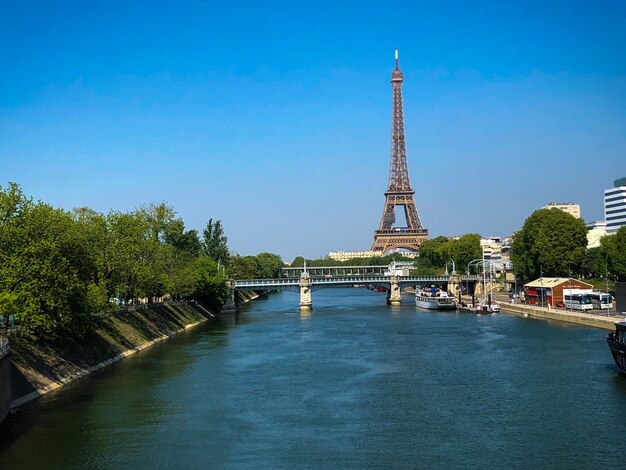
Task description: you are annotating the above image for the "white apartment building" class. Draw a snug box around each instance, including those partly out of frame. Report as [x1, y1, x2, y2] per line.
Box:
[605, 178, 626, 235]
[327, 250, 377, 262]
[543, 202, 581, 219]
[480, 237, 506, 271]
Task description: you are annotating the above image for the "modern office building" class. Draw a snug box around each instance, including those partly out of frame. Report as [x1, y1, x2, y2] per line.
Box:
[543, 202, 581, 219]
[605, 178, 626, 235]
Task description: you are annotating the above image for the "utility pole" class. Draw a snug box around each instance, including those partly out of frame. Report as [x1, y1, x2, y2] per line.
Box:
[539, 267, 543, 308]
[606, 264, 610, 317]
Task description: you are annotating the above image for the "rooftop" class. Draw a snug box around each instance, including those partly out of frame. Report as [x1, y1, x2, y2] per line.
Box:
[524, 277, 593, 288]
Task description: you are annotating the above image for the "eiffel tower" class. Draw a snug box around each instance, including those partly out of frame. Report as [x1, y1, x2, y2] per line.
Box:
[371, 51, 428, 254]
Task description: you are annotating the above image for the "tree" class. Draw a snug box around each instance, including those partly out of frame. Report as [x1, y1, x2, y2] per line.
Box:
[511, 208, 587, 281]
[2, 198, 96, 336]
[189, 257, 229, 312]
[582, 247, 602, 279]
[255, 252, 284, 278]
[139, 203, 176, 242]
[449, 234, 482, 273]
[202, 219, 229, 265]
[228, 255, 260, 279]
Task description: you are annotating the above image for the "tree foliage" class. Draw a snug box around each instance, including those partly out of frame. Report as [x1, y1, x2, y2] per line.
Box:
[228, 252, 284, 279]
[511, 208, 587, 281]
[418, 234, 481, 273]
[202, 219, 229, 266]
[0, 183, 234, 338]
[600, 226, 626, 281]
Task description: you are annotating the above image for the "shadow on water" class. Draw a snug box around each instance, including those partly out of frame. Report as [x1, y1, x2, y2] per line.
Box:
[0, 316, 233, 457]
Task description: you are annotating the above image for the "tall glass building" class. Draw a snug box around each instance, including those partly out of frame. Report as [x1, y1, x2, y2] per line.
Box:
[605, 177, 626, 234]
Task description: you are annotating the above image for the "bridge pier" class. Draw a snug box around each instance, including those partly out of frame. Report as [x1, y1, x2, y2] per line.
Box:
[299, 273, 312, 310]
[387, 276, 402, 305]
[222, 281, 239, 313]
[448, 275, 461, 299]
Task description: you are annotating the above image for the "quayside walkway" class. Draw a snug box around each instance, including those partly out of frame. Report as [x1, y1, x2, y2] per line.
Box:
[498, 301, 623, 331]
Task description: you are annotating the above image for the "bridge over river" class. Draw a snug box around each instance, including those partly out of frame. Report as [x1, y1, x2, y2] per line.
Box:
[232, 272, 482, 309]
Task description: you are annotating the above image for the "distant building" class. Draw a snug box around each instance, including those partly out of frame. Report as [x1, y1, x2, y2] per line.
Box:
[327, 250, 377, 262]
[501, 237, 513, 269]
[586, 221, 607, 249]
[480, 237, 505, 271]
[605, 178, 626, 235]
[328, 250, 417, 262]
[543, 202, 581, 219]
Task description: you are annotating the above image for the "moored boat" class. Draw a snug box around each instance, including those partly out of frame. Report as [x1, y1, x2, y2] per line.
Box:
[415, 287, 456, 310]
[607, 321, 626, 374]
[475, 302, 500, 314]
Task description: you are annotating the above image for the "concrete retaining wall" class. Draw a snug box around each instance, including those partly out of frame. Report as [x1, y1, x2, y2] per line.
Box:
[0, 339, 10, 425]
[498, 301, 620, 330]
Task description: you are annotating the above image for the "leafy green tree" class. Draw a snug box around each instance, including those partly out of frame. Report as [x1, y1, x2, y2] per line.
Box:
[291, 256, 305, 267]
[511, 208, 587, 281]
[255, 252, 284, 278]
[582, 247, 602, 278]
[418, 236, 449, 267]
[1, 196, 97, 336]
[190, 257, 229, 311]
[202, 219, 229, 266]
[164, 219, 202, 257]
[600, 227, 626, 281]
[140, 203, 176, 242]
[228, 255, 260, 279]
[450, 234, 482, 272]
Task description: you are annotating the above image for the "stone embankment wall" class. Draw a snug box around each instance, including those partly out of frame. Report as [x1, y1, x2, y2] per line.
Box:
[0, 338, 10, 425]
[8, 302, 214, 410]
[498, 301, 620, 331]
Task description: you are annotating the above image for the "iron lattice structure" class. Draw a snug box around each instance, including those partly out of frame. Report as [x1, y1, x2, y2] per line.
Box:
[371, 53, 428, 254]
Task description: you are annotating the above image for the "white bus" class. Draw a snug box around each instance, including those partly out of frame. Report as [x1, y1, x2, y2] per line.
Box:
[588, 292, 613, 310]
[564, 293, 593, 311]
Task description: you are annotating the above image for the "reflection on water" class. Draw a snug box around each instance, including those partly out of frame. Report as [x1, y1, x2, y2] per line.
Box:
[1, 288, 626, 469]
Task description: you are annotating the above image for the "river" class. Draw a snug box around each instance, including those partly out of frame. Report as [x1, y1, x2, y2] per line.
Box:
[1, 288, 625, 469]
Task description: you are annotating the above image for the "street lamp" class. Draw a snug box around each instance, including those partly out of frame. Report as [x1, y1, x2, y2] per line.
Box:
[445, 259, 456, 276]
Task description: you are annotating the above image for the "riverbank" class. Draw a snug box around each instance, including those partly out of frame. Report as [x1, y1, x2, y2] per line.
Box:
[497, 301, 620, 330]
[7, 302, 215, 410]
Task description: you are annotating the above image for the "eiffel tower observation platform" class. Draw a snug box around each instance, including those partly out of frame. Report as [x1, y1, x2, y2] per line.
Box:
[372, 51, 428, 254]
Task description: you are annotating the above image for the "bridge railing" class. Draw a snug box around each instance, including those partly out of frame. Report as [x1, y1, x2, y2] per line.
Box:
[233, 275, 472, 289]
[233, 278, 300, 289]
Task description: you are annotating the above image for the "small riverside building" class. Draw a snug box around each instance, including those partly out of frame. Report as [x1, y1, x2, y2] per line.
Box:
[523, 277, 593, 307]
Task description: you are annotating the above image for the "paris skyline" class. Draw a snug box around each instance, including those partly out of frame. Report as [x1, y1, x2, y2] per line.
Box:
[1, 0, 625, 260]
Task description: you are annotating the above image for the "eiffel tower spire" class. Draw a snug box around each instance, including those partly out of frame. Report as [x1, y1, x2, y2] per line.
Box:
[371, 51, 428, 254]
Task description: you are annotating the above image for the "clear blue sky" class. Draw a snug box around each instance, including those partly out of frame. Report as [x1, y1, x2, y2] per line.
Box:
[1, 0, 625, 261]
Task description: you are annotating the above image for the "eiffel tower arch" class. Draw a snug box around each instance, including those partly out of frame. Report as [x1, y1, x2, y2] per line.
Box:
[371, 51, 428, 254]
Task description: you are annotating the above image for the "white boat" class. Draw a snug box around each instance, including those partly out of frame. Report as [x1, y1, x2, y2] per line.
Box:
[475, 302, 500, 314]
[415, 287, 457, 310]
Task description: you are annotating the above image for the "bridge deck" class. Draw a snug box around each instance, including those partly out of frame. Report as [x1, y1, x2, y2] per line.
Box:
[233, 275, 480, 290]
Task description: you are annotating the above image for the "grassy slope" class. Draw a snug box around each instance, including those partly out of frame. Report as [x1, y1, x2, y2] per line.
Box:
[10, 303, 211, 399]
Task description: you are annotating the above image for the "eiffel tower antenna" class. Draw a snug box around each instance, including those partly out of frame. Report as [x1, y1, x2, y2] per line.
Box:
[371, 51, 428, 254]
